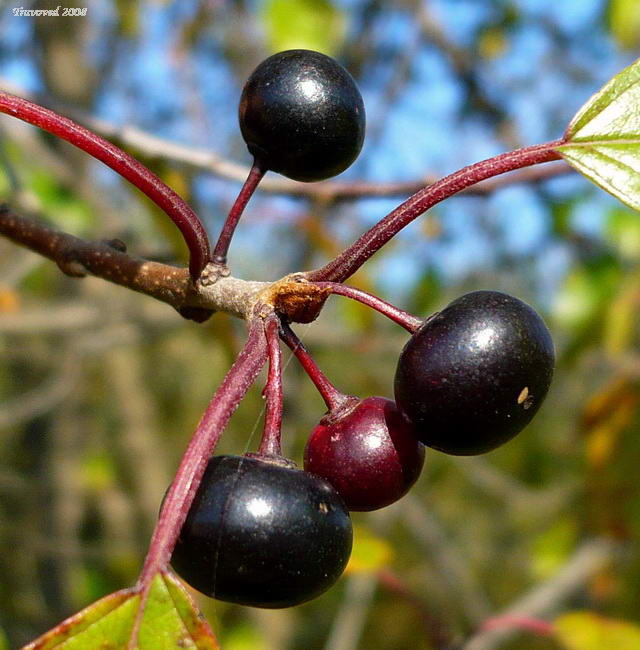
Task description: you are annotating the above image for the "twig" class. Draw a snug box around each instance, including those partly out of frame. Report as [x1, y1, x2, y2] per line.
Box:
[0, 204, 268, 320]
[3, 116, 128, 232]
[463, 538, 616, 650]
[0, 303, 101, 334]
[0, 301, 177, 335]
[0, 91, 211, 279]
[402, 494, 491, 625]
[0, 78, 571, 201]
[130, 318, 268, 647]
[258, 314, 284, 456]
[212, 159, 266, 265]
[312, 281, 423, 332]
[456, 456, 579, 525]
[323, 573, 378, 650]
[279, 322, 350, 411]
[308, 141, 564, 283]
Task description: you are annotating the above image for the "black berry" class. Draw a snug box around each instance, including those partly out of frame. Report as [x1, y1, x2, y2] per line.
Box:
[170, 454, 352, 608]
[239, 49, 365, 182]
[304, 397, 425, 511]
[394, 291, 554, 455]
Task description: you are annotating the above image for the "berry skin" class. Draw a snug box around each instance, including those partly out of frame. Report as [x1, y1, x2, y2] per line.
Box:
[170, 454, 352, 608]
[394, 291, 554, 455]
[239, 49, 365, 182]
[304, 397, 425, 511]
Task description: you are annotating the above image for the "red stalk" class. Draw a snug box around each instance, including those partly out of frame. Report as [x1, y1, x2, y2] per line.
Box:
[0, 91, 212, 279]
[258, 315, 284, 456]
[308, 141, 564, 283]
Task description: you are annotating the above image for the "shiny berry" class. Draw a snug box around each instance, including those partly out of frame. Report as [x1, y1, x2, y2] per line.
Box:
[394, 291, 554, 455]
[170, 454, 352, 608]
[304, 397, 425, 511]
[239, 49, 365, 182]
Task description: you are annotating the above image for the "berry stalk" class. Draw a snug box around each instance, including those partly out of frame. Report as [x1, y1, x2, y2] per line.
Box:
[308, 140, 564, 283]
[312, 281, 422, 332]
[280, 322, 350, 412]
[212, 159, 266, 265]
[136, 318, 267, 589]
[0, 91, 212, 279]
[259, 315, 284, 456]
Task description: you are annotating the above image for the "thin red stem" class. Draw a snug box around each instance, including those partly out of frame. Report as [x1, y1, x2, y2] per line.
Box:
[136, 318, 267, 589]
[259, 315, 284, 456]
[0, 91, 212, 279]
[308, 140, 564, 283]
[212, 159, 266, 265]
[279, 322, 349, 411]
[313, 282, 423, 332]
[479, 615, 554, 636]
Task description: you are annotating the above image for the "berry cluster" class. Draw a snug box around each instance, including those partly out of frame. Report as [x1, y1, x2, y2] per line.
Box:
[3, 30, 634, 646]
[169, 51, 555, 608]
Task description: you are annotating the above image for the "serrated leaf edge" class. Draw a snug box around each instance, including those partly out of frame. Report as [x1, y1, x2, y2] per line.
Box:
[21, 589, 138, 650]
[161, 572, 219, 650]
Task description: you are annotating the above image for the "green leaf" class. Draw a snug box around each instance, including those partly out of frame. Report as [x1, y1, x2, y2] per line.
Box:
[602, 271, 640, 356]
[407, 267, 442, 319]
[261, 0, 346, 55]
[531, 519, 577, 580]
[558, 57, 640, 212]
[23, 571, 219, 650]
[555, 611, 640, 650]
[552, 256, 621, 334]
[345, 525, 393, 574]
[29, 169, 94, 234]
[115, 0, 140, 38]
[223, 622, 268, 650]
[605, 208, 640, 258]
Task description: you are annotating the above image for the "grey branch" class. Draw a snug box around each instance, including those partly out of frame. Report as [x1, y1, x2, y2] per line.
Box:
[463, 537, 616, 650]
[0, 204, 268, 321]
[0, 77, 571, 201]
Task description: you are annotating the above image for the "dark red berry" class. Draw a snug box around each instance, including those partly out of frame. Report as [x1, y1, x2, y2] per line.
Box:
[170, 454, 352, 608]
[304, 397, 425, 511]
[394, 291, 554, 455]
[239, 49, 365, 182]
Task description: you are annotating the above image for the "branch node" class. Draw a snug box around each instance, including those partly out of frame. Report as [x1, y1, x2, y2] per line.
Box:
[57, 249, 88, 277]
[101, 238, 128, 252]
[257, 273, 331, 324]
[198, 261, 230, 287]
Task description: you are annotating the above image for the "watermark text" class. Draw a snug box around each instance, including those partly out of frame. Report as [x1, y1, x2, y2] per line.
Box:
[12, 6, 88, 17]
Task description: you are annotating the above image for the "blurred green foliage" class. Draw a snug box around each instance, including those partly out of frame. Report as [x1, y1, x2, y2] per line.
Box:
[555, 611, 640, 649]
[261, 0, 346, 55]
[608, 0, 640, 50]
